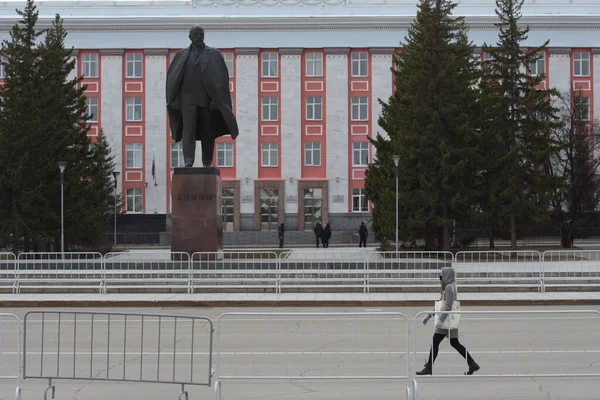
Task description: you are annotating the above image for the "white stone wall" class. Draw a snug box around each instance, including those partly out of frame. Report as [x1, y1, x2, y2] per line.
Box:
[100, 52, 123, 192]
[549, 49, 571, 97]
[325, 51, 349, 213]
[280, 51, 302, 214]
[144, 53, 168, 214]
[68, 53, 78, 82]
[370, 51, 393, 153]
[235, 51, 259, 214]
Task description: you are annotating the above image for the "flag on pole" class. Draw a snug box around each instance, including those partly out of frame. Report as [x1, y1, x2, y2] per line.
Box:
[151, 153, 156, 184]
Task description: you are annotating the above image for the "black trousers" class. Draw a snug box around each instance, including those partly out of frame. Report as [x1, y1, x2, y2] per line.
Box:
[181, 105, 215, 167]
[426, 333, 475, 368]
[279, 235, 284, 248]
[359, 235, 367, 247]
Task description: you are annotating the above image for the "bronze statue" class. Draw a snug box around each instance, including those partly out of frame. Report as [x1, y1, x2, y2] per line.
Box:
[166, 25, 239, 167]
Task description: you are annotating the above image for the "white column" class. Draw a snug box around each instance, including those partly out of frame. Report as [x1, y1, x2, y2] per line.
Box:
[593, 48, 600, 160]
[235, 48, 260, 214]
[370, 48, 394, 148]
[68, 49, 78, 82]
[144, 49, 168, 214]
[100, 49, 124, 186]
[280, 48, 302, 215]
[325, 48, 349, 214]
[548, 48, 571, 97]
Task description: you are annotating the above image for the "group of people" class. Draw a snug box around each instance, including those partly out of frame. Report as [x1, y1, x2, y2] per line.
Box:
[277, 221, 370, 248]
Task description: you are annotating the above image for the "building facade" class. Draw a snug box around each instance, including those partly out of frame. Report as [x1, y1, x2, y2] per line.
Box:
[1, 0, 599, 232]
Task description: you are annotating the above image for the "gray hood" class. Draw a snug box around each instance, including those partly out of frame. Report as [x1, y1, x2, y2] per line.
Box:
[440, 267, 455, 285]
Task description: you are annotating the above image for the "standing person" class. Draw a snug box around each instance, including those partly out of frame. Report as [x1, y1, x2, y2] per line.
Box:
[358, 221, 368, 248]
[323, 223, 332, 248]
[417, 267, 480, 376]
[277, 223, 285, 248]
[314, 222, 324, 248]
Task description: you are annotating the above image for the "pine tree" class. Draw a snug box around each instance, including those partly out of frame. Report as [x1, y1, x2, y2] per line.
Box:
[0, 0, 46, 251]
[365, 0, 483, 250]
[480, 0, 561, 248]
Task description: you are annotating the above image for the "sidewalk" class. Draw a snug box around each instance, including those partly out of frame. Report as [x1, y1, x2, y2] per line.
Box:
[1, 292, 599, 307]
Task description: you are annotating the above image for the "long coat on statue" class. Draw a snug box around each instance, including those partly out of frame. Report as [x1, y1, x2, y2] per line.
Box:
[166, 45, 239, 142]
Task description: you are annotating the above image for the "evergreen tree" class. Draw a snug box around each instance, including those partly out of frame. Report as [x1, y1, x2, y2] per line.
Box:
[365, 0, 483, 250]
[480, 0, 561, 248]
[547, 90, 600, 247]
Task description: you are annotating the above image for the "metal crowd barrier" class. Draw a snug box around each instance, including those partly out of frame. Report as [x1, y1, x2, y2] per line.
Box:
[0, 313, 21, 400]
[541, 250, 600, 291]
[214, 312, 409, 400]
[408, 309, 600, 400]
[0, 252, 18, 294]
[23, 311, 214, 400]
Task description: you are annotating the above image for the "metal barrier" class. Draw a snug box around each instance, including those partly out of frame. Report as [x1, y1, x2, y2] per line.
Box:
[366, 251, 453, 292]
[542, 250, 600, 291]
[409, 309, 600, 400]
[214, 312, 409, 400]
[0, 252, 18, 294]
[454, 251, 544, 292]
[103, 252, 191, 293]
[23, 311, 213, 400]
[15, 252, 103, 294]
[278, 250, 367, 293]
[190, 251, 280, 292]
[0, 313, 21, 400]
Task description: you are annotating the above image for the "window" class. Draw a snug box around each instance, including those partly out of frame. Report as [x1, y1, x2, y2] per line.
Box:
[222, 188, 235, 232]
[305, 52, 323, 77]
[261, 142, 278, 167]
[126, 188, 143, 213]
[529, 52, 546, 76]
[170, 142, 184, 168]
[217, 142, 234, 167]
[260, 188, 279, 231]
[126, 53, 143, 78]
[351, 52, 368, 77]
[352, 141, 369, 166]
[126, 142, 143, 168]
[261, 52, 278, 78]
[0, 55, 7, 79]
[223, 52, 234, 77]
[306, 96, 322, 120]
[261, 96, 278, 121]
[126, 97, 142, 121]
[81, 53, 98, 78]
[351, 96, 368, 121]
[85, 97, 98, 122]
[352, 188, 368, 212]
[304, 141, 321, 166]
[575, 96, 590, 121]
[574, 52, 590, 76]
[303, 188, 323, 230]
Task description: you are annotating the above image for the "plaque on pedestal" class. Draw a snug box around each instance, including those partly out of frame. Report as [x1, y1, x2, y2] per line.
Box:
[171, 167, 223, 255]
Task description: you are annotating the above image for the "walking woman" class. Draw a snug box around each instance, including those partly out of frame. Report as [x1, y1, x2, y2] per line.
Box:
[417, 267, 480, 376]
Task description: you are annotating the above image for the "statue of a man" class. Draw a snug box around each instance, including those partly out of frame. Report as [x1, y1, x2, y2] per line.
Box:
[166, 25, 239, 167]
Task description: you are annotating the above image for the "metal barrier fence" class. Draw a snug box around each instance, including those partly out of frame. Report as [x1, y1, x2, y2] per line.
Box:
[23, 311, 213, 400]
[366, 251, 453, 292]
[191, 251, 280, 293]
[214, 312, 409, 400]
[14, 252, 103, 294]
[409, 309, 600, 400]
[278, 250, 367, 293]
[0, 313, 21, 400]
[2, 249, 600, 293]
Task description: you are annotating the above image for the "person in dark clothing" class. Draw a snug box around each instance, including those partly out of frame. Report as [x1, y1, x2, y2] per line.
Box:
[358, 221, 368, 248]
[314, 222, 324, 248]
[323, 223, 332, 248]
[277, 223, 285, 248]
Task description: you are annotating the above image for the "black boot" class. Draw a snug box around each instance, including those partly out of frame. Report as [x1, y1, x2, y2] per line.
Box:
[416, 364, 432, 375]
[465, 361, 480, 375]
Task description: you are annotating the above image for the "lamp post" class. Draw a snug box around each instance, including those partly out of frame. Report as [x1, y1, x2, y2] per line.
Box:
[392, 155, 400, 252]
[112, 171, 120, 248]
[58, 162, 66, 256]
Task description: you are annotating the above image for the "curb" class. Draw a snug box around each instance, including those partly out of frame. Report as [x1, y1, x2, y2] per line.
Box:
[1, 299, 599, 307]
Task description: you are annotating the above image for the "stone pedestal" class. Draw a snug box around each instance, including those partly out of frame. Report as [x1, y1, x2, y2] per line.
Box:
[171, 167, 222, 255]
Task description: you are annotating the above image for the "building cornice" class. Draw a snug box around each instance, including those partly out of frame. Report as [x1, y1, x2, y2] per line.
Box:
[324, 47, 349, 55]
[1, 14, 600, 32]
[99, 48, 125, 56]
[144, 48, 169, 56]
[279, 47, 303, 55]
[548, 47, 571, 55]
[369, 47, 395, 55]
[235, 47, 260, 55]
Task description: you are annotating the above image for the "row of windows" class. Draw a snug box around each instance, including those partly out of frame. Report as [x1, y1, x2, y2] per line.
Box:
[84, 97, 142, 122]
[123, 186, 368, 214]
[261, 95, 368, 121]
[484, 51, 592, 77]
